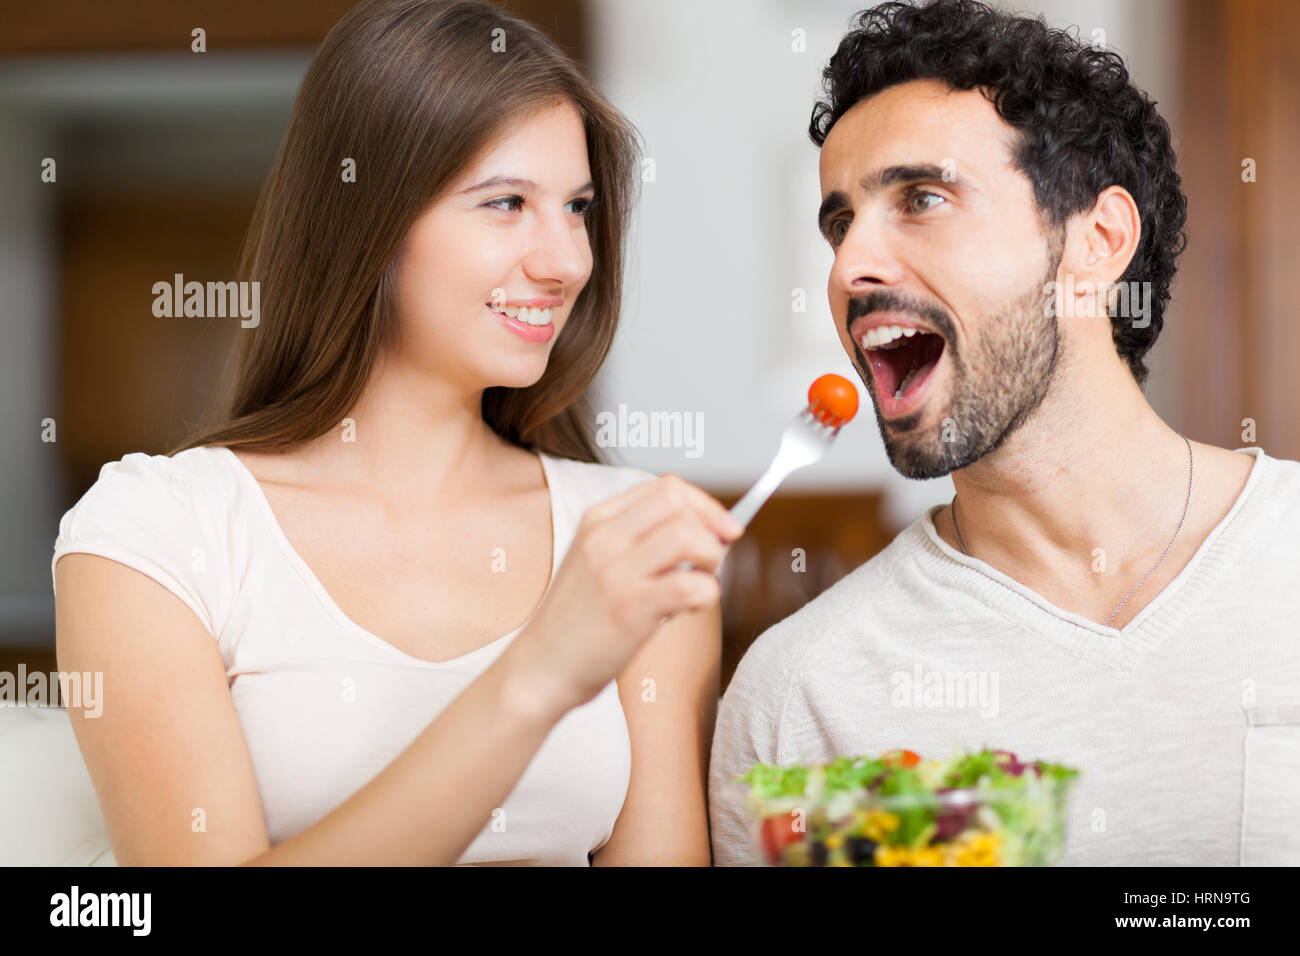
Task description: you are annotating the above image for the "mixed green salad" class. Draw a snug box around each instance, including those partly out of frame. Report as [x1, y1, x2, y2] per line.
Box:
[739, 748, 1079, 866]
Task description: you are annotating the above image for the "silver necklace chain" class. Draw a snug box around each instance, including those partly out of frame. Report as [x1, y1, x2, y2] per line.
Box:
[949, 434, 1194, 629]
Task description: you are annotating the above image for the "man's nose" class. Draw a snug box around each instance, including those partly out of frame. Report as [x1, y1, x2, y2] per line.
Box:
[828, 215, 906, 296]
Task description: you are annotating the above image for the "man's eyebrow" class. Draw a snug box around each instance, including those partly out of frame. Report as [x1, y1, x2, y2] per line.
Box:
[817, 190, 850, 236]
[458, 175, 595, 196]
[861, 163, 954, 194]
[817, 163, 965, 235]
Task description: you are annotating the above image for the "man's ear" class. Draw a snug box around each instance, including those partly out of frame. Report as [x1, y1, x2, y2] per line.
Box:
[1070, 184, 1142, 287]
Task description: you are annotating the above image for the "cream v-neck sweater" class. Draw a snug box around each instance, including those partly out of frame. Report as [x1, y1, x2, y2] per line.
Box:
[710, 447, 1300, 866]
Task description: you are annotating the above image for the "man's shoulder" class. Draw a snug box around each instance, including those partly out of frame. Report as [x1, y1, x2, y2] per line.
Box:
[1254, 447, 1300, 494]
[1225, 446, 1300, 538]
[733, 517, 928, 684]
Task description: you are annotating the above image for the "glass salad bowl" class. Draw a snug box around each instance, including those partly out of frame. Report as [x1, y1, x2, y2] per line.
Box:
[736, 748, 1079, 867]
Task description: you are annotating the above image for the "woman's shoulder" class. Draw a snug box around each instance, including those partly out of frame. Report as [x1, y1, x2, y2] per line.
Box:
[52, 446, 241, 636]
[65, 446, 236, 521]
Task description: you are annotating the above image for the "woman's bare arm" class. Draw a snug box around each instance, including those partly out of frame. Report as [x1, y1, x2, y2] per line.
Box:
[56, 553, 571, 866]
[591, 602, 721, 866]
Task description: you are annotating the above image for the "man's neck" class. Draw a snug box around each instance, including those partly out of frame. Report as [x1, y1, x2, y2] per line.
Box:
[943, 355, 1192, 591]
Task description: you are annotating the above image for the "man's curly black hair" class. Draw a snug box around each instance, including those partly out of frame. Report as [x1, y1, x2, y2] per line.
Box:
[809, 0, 1187, 388]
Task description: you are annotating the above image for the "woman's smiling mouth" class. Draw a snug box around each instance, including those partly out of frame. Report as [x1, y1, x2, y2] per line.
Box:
[489, 304, 553, 325]
[486, 301, 558, 343]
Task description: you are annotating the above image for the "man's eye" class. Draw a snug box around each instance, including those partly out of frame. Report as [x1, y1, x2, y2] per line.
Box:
[827, 218, 850, 245]
[483, 195, 525, 212]
[905, 190, 944, 214]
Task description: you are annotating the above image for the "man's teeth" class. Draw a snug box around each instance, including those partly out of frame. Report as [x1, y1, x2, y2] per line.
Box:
[493, 305, 553, 326]
[894, 365, 922, 399]
[859, 325, 920, 350]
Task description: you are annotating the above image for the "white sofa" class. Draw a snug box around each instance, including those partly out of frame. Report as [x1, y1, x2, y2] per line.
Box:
[0, 706, 117, 865]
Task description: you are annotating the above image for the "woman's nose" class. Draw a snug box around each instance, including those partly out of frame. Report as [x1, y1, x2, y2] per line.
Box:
[522, 209, 591, 287]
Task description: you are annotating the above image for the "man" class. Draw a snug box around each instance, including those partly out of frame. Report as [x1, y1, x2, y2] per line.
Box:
[710, 0, 1300, 866]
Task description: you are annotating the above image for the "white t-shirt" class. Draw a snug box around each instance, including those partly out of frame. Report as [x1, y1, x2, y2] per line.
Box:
[710, 446, 1300, 866]
[51, 444, 656, 865]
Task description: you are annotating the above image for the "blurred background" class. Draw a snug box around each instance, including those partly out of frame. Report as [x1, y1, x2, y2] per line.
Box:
[1, 0, 1296, 690]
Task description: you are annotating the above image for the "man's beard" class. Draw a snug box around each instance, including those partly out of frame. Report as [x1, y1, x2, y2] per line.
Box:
[849, 246, 1064, 480]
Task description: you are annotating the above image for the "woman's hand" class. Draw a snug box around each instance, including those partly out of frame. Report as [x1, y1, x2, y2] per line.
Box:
[512, 474, 742, 712]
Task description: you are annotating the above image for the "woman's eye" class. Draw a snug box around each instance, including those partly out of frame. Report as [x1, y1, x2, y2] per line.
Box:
[905, 190, 944, 214]
[482, 195, 595, 218]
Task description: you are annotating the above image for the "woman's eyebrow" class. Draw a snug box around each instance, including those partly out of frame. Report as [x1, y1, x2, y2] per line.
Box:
[459, 175, 595, 196]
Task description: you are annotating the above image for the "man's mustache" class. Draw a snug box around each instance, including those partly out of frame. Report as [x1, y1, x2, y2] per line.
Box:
[845, 292, 957, 344]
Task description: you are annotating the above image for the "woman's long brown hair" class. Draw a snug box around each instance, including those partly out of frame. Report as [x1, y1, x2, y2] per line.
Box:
[168, 0, 640, 463]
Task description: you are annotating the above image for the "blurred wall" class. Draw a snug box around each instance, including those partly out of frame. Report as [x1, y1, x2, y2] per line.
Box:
[0, 109, 60, 645]
[0, 53, 307, 650]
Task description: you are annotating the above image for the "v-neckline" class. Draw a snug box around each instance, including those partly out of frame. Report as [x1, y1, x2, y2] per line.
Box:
[917, 447, 1266, 661]
[213, 444, 560, 670]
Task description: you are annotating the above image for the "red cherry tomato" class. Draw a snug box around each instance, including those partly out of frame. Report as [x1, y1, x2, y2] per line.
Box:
[759, 812, 805, 864]
[808, 374, 859, 427]
[882, 748, 921, 768]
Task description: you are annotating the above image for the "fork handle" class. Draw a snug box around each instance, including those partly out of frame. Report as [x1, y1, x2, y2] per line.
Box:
[727, 461, 787, 531]
[670, 462, 786, 573]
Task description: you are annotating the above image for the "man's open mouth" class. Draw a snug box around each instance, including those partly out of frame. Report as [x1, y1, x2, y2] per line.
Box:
[856, 324, 946, 403]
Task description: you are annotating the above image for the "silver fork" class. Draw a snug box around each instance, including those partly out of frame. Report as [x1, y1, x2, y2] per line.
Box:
[671, 401, 848, 580]
[728, 404, 846, 531]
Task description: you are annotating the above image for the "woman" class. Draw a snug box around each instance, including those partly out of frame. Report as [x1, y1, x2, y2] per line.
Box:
[52, 0, 740, 866]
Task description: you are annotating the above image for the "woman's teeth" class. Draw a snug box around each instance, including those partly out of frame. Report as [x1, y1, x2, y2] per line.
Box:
[493, 305, 552, 326]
